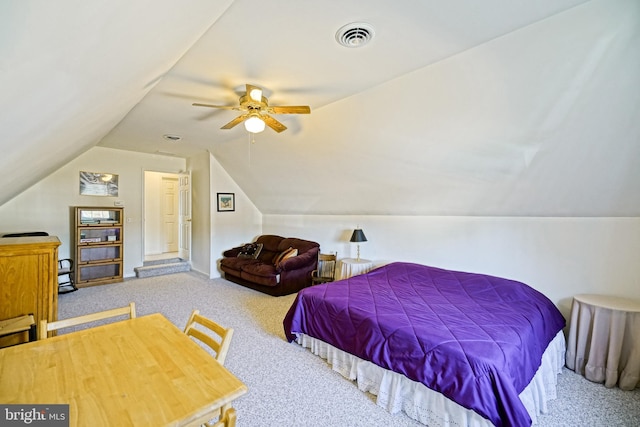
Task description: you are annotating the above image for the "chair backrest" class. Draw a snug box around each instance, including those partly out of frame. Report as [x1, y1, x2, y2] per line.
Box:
[2, 231, 49, 238]
[39, 302, 136, 340]
[183, 310, 234, 365]
[0, 314, 36, 344]
[317, 253, 337, 280]
[58, 258, 73, 272]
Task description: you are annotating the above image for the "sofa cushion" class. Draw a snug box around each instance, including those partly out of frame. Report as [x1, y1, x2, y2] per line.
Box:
[256, 235, 284, 251]
[255, 235, 285, 264]
[273, 247, 297, 266]
[240, 270, 279, 287]
[278, 238, 318, 254]
[281, 248, 298, 262]
[238, 242, 263, 259]
[277, 246, 318, 272]
[241, 262, 278, 278]
[220, 257, 260, 272]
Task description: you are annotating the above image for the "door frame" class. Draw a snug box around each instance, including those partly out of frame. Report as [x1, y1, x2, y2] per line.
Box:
[143, 170, 191, 262]
[178, 172, 192, 261]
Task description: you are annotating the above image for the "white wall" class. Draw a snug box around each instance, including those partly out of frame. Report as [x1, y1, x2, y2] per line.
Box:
[210, 153, 262, 278]
[0, 146, 259, 281]
[263, 215, 640, 320]
[5, 144, 637, 325]
[0, 146, 185, 277]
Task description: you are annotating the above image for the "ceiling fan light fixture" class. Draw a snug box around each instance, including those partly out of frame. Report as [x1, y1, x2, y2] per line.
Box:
[244, 116, 265, 133]
[193, 83, 309, 134]
[249, 88, 262, 102]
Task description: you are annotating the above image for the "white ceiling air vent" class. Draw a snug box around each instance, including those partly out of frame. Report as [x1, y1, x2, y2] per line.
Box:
[335, 22, 375, 48]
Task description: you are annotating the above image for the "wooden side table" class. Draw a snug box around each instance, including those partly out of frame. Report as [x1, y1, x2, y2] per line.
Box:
[566, 293, 640, 390]
[337, 258, 373, 280]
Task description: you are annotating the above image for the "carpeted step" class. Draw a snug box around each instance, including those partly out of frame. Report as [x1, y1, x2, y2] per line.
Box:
[134, 260, 190, 278]
[141, 257, 183, 267]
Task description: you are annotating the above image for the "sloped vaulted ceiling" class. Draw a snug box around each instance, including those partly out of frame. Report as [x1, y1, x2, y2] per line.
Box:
[0, 0, 234, 204]
[2, 0, 639, 216]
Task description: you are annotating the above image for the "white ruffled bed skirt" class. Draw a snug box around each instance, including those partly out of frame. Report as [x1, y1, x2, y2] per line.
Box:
[295, 331, 566, 426]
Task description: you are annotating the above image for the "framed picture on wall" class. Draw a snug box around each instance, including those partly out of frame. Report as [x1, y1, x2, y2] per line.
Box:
[217, 193, 235, 212]
[79, 171, 119, 196]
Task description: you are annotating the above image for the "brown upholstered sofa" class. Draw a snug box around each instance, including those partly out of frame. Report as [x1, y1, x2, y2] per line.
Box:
[220, 234, 320, 296]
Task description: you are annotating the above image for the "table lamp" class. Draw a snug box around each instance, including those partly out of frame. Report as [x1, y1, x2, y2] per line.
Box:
[350, 228, 367, 261]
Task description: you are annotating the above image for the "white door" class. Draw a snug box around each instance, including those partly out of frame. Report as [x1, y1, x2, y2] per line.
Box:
[178, 172, 192, 261]
[161, 177, 179, 252]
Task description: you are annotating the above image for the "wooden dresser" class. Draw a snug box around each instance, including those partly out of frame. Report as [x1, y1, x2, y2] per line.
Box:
[0, 235, 60, 346]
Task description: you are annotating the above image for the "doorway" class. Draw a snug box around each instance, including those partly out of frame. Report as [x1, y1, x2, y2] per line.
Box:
[144, 171, 187, 262]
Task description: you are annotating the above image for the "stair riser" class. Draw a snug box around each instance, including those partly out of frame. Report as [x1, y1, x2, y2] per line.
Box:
[134, 263, 190, 278]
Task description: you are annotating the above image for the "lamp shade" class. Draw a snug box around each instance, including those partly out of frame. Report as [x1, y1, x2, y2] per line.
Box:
[350, 228, 367, 243]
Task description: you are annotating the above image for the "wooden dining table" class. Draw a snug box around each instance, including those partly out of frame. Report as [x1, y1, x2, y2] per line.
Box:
[0, 313, 247, 426]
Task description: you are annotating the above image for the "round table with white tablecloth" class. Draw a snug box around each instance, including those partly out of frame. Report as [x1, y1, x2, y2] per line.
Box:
[337, 258, 373, 280]
[565, 293, 640, 390]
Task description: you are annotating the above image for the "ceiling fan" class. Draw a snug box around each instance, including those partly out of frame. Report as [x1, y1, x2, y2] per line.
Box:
[192, 84, 311, 133]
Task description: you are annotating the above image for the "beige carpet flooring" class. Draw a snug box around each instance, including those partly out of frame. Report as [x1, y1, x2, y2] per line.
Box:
[58, 272, 640, 426]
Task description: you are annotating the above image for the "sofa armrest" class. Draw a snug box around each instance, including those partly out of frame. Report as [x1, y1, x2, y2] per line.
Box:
[223, 246, 243, 258]
[278, 247, 319, 272]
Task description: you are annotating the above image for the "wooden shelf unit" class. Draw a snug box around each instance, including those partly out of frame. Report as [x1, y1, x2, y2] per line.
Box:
[75, 207, 124, 287]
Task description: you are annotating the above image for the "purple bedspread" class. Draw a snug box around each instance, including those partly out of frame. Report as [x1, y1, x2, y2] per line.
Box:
[283, 262, 565, 427]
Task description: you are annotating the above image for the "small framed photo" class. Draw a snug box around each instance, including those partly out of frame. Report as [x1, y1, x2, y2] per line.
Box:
[217, 193, 235, 212]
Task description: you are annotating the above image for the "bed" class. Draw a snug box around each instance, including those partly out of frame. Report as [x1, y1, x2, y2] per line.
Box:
[283, 262, 566, 427]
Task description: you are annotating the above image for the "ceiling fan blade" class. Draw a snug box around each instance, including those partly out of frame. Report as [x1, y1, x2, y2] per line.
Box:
[262, 115, 287, 133]
[245, 83, 259, 93]
[192, 102, 239, 110]
[221, 114, 249, 129]
[269, 105, 311, 114]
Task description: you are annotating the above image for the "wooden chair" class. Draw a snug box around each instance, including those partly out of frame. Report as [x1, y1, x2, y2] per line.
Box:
[0, 314, 36, 347]
[183, 310, 234, 365]
[39, 302, 136, 340]
[208, 407, 236, 427]
[57, 258, 78, 294]
[184, 310, 236, 427]
[311, 253, 337, 285]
